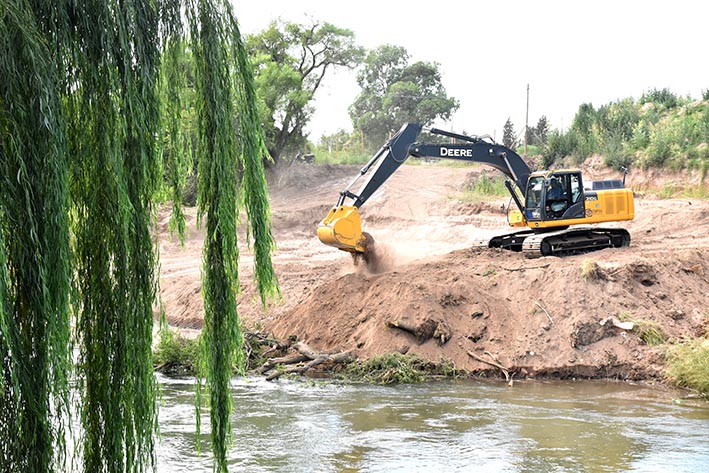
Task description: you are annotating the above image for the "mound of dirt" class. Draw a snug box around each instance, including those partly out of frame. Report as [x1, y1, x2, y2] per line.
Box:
[265, 247, 707, 380]
[159, 162, 709, 381]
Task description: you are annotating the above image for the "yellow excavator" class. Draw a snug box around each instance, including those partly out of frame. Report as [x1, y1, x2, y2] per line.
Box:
[317, 123, 634, 257]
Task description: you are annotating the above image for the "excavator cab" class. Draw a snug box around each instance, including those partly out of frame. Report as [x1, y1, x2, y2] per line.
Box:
[525, 171, 586, 223]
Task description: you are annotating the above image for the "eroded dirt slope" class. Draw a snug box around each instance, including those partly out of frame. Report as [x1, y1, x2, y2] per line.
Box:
[159, 163, 709, 380]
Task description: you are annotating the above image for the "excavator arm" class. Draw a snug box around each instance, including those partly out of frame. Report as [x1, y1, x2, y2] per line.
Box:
[317, 123, 532, 253]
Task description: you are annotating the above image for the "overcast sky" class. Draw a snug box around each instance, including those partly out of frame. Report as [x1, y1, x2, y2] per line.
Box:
[232, 0, 707, 142]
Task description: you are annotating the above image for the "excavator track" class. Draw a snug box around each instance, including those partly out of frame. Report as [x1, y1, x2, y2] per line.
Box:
[476, 227, 630, 257]
[521, 227, 630, 257]
[476, 229, 535, 252]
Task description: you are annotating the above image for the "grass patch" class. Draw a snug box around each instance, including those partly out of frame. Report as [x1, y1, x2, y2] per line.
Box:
[679, 185, 709, 198]
[665, 338, 709, 397]
[658, 183, 679, 199]
[516, 144, 540, 156]
[619, 313, 666, 346]
[482, 266, 497, 277]
[634, 182, 709, 199]
[636, 321, 666, 346]
[314, 149, 371, 165]
[581, 259, 602, 282]
[468, 174, 508, 196]
[460, 174, 508, 201]
[345, 353, 458, 384]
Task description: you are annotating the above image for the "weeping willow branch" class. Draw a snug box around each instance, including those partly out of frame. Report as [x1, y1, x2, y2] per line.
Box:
[2, 1, 277, 472]
[231, 12, 279, 305]
[161, 0, 190, 244]
[69, 0, 160, 471]
[188, 0, 278, 471]
[189, 1, 242, 470]
[0, 1, 72, 472]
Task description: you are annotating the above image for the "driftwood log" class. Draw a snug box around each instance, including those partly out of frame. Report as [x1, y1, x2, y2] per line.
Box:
[242, 332, 295, 371]
[259, 341, 354, 381]
[387, 318, 451, 345]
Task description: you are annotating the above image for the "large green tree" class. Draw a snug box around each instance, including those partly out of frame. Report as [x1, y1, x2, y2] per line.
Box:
[247, 20, 364, 163]
[0, 1, 277, 472]
[349, 44, 459, 149]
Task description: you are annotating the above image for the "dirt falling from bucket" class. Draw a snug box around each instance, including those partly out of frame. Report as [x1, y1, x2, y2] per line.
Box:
[351, 232, 396, 274]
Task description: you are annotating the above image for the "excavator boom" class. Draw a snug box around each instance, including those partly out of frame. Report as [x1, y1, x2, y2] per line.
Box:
[317, 123, 531, 253]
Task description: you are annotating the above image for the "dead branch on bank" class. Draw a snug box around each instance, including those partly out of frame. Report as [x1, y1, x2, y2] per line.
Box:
[245, 331, 292, 357]
[535, 301, 554, 326]
[467, 350, 513, 385]
[502, 264, 550, 272]
[259, 341, 354, 381]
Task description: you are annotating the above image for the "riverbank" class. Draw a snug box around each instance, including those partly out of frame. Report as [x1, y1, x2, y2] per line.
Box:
[157, 164, 709, 393]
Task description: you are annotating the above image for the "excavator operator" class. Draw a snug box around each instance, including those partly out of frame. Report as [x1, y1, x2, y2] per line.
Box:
[548, 177, 563, 200]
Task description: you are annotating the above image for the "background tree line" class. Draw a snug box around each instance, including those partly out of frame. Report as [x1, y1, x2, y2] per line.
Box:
[541, 88, 709, 173]
[206, 19, 709, 179]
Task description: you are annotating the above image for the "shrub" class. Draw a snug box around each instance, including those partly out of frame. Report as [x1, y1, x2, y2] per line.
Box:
[572, 135, 596, 164]
[581, 259, 602, 282]
[543, 129, 577, 168]
[346, 353, 432, 384]
[640, 88, 679, 110]
[153, 328, 201, 375]
[631, 120, 651, 150]
[602, 131, 634, 170]
[596, 99, 640, 141]
[646, 128, 673, 167]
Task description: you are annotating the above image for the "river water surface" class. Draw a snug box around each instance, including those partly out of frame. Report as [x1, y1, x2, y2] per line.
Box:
[156, 375, 708, 472]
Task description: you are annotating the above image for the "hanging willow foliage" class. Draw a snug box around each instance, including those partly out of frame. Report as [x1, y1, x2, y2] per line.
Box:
[68, 0, 161, 471]
[2, 0, 276, 471]
[161, 0, 190, 243]
[0, 1, 72, 472]
[186, 0, 278, 470]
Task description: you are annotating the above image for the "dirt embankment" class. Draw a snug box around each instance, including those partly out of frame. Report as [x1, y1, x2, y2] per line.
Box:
[158, 163, 709, 381]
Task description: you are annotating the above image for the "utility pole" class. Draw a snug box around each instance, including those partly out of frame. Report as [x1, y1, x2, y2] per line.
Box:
[524, 84, 529, 158]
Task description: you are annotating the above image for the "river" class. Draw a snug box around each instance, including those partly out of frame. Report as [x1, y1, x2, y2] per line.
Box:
[156, 375, 708, 472]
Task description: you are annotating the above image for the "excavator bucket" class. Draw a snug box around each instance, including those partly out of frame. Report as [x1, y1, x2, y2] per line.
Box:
[317, 205, 368, 253]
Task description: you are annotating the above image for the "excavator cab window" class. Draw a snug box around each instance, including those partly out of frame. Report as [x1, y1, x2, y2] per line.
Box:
[545, 174, 569, 219]
[543, 172, 586, 220]
[524, 176, 545, 221]
[570, 174, 582, 203]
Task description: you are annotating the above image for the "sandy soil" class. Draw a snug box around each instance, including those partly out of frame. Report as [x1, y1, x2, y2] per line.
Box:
[158, 162, 709, 381]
